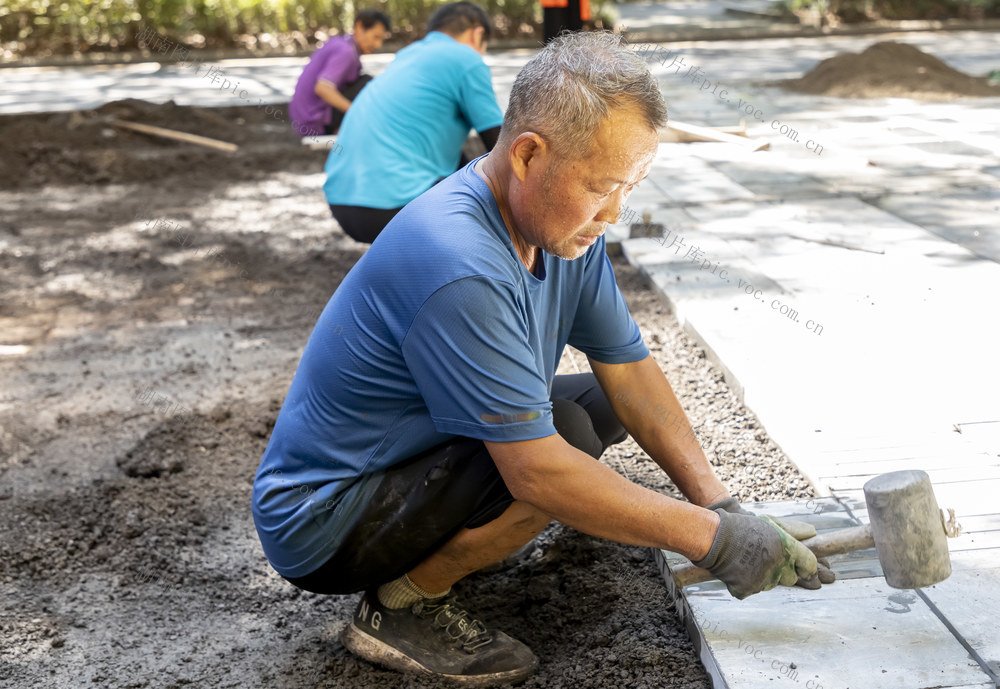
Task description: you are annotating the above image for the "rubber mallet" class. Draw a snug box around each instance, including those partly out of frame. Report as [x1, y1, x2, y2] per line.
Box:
[671, 469, 958, 590]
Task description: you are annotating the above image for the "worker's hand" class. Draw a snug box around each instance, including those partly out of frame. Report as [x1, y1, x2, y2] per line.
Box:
[695, 510, 819, 600]
[706, 497, 836, 588]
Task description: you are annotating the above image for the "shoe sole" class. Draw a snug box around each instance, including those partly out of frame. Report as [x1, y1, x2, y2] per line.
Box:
[340, 621, 538, 687]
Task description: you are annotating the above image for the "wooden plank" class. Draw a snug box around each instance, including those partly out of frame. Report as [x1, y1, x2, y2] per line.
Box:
[665, 119, 770, 152]
[659, 122, 748, 144]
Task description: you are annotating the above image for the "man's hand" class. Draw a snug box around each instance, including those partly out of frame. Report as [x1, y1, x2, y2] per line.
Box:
[707, 497, 836, 589]
[708, 497, 816, 538]
[694, 510, 819, 600]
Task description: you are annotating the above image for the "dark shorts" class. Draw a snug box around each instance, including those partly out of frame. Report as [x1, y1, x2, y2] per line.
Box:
[284, 372, 627, 595]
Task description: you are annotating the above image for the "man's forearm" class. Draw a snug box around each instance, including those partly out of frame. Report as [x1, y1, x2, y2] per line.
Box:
[486, 434, 719, 561]
[315, 80, 352, 112]
[590, 355, 730, 507]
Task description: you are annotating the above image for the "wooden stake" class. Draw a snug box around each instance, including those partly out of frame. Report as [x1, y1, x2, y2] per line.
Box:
[110, 119, 239, 152]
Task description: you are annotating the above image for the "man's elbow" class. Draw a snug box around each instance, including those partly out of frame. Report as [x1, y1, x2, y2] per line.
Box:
[486, 436, 566, 510]
[487, 447, 544, 505]
[504, 470, 541, 504]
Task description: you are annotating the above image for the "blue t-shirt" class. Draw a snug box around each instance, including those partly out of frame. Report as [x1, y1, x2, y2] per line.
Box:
[323, 31, 504, 209]
[253, 159, 649, 577]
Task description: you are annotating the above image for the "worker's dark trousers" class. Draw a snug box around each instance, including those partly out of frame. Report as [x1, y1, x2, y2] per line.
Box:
[284, 372, 627, 595]
[328, 204, 404, 244]
[324, 74, 373, 135]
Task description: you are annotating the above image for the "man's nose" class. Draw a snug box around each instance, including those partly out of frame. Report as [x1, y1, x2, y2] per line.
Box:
[595, 189, 627, 224]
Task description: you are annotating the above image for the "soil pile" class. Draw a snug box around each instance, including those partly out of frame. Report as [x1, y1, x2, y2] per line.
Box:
[781, 41, 1000, 100]
[0, 99, 327, 189]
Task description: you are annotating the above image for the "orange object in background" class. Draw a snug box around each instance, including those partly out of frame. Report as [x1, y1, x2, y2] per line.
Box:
[541, 0, 590, 42]
[540, 0, 590, 19]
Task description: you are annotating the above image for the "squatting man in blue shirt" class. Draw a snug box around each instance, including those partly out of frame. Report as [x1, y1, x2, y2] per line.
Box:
[252, 32, 832, 686]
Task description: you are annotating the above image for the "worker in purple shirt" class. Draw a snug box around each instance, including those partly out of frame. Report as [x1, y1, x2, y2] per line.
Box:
[289, 9, 391, 138]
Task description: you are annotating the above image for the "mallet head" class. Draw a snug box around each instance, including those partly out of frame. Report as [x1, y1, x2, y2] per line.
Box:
[863, 469, 952, 589]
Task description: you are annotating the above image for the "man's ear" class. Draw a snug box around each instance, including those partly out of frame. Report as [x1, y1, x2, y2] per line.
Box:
[509, 133, 548, 183]
[473, 26, 486, 51]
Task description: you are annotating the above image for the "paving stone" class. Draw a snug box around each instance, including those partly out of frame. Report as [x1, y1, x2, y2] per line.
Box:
[954, 421, 1000, 455]
[912, 140, 996, 157]
[656, 499, 999, 689]
[708, 162, 829, 198]
[873, 189, 1000, 263]
[644, 147, 758, 204]
[920, 568, 1000, 684]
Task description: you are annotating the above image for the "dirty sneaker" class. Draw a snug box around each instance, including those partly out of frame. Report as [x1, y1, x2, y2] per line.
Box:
[340, 590, 538, 686]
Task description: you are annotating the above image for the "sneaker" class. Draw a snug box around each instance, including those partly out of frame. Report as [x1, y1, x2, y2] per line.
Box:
[340, 590, 538, 686]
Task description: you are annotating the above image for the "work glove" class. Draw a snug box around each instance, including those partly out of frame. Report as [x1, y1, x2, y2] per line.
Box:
[695, 509, 819, 600]
[708, 497, 836, 588]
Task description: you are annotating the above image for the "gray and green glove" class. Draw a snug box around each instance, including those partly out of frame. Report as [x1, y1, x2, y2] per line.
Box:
[706, 497, 815, 537]
[695, 509, 819, 600]
[707, 497, 836, 588]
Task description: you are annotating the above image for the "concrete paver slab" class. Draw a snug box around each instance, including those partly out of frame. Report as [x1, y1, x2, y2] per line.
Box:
[920, 568, 1000, 684]
[874, 189, 1000, 263]
[645, 151, 757, 205]
[656, 499, 999, 689]
[623, 173, 1000, 474]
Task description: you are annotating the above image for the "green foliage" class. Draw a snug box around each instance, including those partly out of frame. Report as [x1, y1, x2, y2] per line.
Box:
[1, 0, 541, 56]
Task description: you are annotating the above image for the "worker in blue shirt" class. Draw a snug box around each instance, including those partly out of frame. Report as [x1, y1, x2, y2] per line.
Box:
[253, 32, 827, 686]
[322, 2, 504, 243]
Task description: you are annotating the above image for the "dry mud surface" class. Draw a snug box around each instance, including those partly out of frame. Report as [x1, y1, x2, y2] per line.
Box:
[0, 102, 817, 689]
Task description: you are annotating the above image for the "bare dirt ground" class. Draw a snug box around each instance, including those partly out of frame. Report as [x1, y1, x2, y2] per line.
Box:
[0, 102, 816, 689]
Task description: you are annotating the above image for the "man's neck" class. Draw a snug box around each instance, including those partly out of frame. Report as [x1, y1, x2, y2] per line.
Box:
[476, 157, 538, 274]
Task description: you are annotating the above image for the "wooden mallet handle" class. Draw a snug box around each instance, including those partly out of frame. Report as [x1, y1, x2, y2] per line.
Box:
[671, 525, 874, 589]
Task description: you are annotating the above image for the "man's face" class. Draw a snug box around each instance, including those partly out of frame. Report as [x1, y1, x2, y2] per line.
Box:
[509, 105, 659, 261]
[354, 22, 388, 54]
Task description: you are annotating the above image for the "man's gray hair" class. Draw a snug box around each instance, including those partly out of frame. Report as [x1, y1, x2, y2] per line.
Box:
[498, 32, 668, 158]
